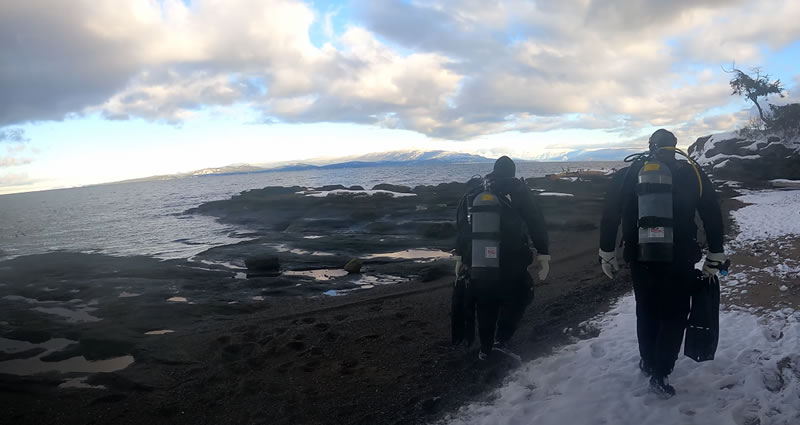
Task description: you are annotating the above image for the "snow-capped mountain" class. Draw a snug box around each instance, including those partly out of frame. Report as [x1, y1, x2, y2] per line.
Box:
[343, 150, 493, 163]
[532, 148, 643, 161]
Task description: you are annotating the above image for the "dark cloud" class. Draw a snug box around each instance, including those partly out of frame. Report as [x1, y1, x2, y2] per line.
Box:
[0, 0, 797, 141]
[0, 2, 146, 126]
[582, 0, 745, 33]
[357, 0, 504, 64]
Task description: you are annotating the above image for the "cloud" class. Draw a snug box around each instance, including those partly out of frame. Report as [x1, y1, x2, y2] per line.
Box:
[0, 156, 33, 167]
[0, 128, 29, 143]
[1, 0, 798, 141]
[0, 172, 39, 189]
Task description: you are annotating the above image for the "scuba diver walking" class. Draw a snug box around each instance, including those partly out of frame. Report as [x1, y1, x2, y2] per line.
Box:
[598, 129, 727, 397]
[453, 156, 550, 361]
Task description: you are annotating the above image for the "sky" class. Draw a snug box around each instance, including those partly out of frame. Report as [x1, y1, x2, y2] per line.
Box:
[1, 0, 799, 194]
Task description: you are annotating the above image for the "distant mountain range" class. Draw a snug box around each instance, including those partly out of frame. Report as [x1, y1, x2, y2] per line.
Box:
[110, 148, 636, 184]
[534, 148, 642, 161]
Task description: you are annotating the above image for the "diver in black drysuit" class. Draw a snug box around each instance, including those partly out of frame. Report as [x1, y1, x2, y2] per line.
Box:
[455, 156, 550, 360]
[598, 129, 726, 396]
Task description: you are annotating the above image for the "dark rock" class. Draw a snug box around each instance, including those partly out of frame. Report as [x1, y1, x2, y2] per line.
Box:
[315, 185, 348, 191]
[366, 221, 396, 233]
[77, 338, 135, 361]
[348, 185, 364, 190]
[87, 373, 154, 392]
[371, 183, 412, 193]
[420, 264, 450, 282]
[40, 344, 81, 362]
[245, 256, 280, 272]
[91, 394, 127, 405]
[689, 133, 800, 182]
[3, 329, 52, 344]
[0, 347, 46, 362]
[344, 259, 362, 274]
[420, 396, 441, 412]
[421, 222, 456, 239]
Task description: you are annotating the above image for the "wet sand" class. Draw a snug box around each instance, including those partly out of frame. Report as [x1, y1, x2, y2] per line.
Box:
[1, 178, 633, 424]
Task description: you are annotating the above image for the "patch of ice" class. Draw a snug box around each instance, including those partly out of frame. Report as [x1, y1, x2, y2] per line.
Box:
[2, 295, 58, 304]
[283, 269, 349, 281]
[31, 307, 101, 323]
[0, 354, 135, 376]
[166, 297, 188, 303]
[144, 330, 174, 335]
[362, 249, 451, 260]
[58, 377, 107, 390]
[538, 192, 574, 197]
[118, 292, 141, 298]
[299, 189, 417, 198]
[269, 243, 335, 257]
[445, 295, 800, 425]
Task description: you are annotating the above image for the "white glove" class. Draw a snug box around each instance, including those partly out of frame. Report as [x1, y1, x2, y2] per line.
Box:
[598, 249, 618, 280]
[702, 252, 726, 277]
[454, 256, 467, 277]
[536, 254, 551, 281]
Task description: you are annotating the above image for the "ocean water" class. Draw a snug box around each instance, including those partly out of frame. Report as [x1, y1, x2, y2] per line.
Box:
[0, 161, 621, 261]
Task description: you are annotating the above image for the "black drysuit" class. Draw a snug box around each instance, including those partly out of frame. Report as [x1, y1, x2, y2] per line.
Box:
[599, 160, 724, 377]
[456, 178, 549, 353]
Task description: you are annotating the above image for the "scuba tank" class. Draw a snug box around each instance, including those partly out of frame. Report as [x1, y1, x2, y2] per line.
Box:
[636, 159, 674, 262]
[469, 186, 502, 288]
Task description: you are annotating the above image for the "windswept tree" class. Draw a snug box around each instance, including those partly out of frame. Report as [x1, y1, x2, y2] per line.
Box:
[726, 66, 785, 125]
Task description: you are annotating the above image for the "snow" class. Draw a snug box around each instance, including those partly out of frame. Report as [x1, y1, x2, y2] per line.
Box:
[771, 179, 800, 188]
[538, 192, 574, 197]
[731, 190, 800, 244]
[692, 131, 740, 167]
[444, 188, 800, 425]
[297, 189, 417, 198]
[445, 296, 800, 425]
[692, 131, 800, 168]
[712, 159, 729, 169]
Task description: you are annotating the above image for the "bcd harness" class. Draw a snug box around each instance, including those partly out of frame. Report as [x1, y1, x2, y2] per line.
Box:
[623, 147, 704, 263]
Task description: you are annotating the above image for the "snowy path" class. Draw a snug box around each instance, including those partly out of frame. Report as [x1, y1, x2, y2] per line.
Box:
[443, 189, 800, 425]
[444, 296, 800, 425]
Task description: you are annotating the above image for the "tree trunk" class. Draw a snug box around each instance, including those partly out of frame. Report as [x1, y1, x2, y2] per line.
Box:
[749, 94, 771, 125]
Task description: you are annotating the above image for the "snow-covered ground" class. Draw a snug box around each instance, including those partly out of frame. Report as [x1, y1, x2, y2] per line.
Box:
[692, 131, 800, 168]
[445, 297, 800, 425]
[730, 190, 800, 246]
[443, 189, 800, 425]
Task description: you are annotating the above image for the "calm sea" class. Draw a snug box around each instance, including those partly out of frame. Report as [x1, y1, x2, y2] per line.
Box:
[0, 161, 621, 261]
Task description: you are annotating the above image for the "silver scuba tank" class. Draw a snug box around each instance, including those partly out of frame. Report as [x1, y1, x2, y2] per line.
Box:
[469, 190, 501, 286]
[637, 160, 674, 262]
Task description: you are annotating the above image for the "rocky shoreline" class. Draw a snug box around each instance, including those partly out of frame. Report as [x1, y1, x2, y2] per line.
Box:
[0, 176, 621, 424]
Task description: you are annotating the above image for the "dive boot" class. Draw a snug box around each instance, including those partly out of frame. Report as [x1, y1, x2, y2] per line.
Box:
[639, 359, 653, 376]
[649, 375, 676, 398]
